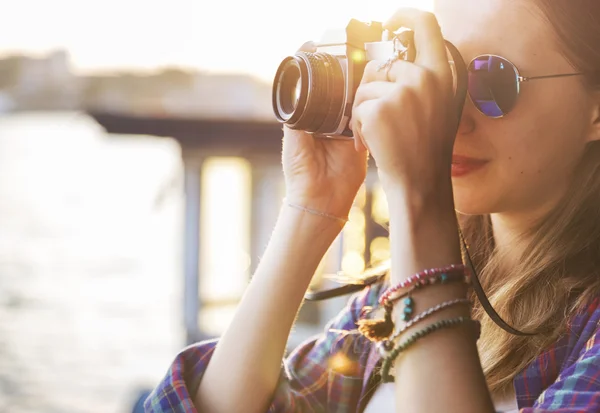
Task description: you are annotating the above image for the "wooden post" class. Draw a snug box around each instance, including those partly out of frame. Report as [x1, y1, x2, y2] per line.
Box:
[183, 159, 203, 345]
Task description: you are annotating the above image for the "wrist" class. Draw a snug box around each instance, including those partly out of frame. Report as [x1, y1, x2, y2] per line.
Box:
[276, 201, 345, 243]
[255, 203, 343, 288]
[385, 188, 461, 283]
[284, 198, 349, 227]
[284, 190, 356, 222]
[384, 181, 456, 226]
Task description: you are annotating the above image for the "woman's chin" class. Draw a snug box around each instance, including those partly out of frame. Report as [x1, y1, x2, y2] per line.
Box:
[453, 194, 493, 216]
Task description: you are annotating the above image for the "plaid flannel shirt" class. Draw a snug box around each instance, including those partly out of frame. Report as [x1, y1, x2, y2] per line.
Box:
[145, 282, 600, 412]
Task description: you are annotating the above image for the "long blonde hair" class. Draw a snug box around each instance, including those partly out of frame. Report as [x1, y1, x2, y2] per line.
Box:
[461, 141, 600, 395]
[458, 0, 600, 395]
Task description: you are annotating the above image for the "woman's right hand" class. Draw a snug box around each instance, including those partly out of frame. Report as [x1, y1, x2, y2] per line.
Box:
[282, 126, 368, 220]
[280, 41, 368, 220]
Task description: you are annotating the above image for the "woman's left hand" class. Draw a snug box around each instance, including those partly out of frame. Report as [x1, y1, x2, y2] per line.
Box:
[351, 8, 457, 195]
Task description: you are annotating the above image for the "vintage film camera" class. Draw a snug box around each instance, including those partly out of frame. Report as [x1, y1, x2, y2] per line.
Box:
[271, 19, 462, 138]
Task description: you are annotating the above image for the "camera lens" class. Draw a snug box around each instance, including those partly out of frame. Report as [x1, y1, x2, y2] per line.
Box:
[290, 79, 301, 109]
[272, 52, 346, 134]
[274, 58, 303, 120]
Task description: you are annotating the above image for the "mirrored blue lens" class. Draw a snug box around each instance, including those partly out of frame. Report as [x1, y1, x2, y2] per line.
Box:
[468, 55, 519, 117]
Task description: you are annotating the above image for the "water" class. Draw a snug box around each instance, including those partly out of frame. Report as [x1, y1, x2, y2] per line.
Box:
[0, 112, 184, 413]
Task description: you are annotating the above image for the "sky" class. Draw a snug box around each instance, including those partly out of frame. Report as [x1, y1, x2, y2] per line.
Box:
[0, 0, 433, 81]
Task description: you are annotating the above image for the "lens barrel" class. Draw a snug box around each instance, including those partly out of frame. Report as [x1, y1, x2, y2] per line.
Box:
[272, 52, 346, 134]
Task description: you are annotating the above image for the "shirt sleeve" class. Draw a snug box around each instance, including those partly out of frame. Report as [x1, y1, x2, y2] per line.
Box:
[519, 328, 600, 412]
[143, 284, 381, 413]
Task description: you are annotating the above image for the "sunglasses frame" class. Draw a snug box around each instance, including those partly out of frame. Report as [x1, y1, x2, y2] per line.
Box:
[467, 54, 586, 119]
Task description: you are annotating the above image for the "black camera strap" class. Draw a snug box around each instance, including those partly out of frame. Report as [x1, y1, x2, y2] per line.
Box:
[305, 41, 536, 337]
[445, 41, 535, 336]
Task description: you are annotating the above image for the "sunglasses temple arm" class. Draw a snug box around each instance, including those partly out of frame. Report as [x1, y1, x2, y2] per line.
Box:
[519, 72, 587, 82]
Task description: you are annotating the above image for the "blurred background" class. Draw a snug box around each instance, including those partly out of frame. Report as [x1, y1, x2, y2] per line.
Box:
[0, 0, 431, 411]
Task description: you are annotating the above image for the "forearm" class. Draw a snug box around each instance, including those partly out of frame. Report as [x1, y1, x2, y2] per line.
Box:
[386, 186, 494, 413]
[194, 204, 343, 413]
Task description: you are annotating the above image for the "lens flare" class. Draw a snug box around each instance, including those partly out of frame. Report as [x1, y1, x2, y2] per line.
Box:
[350, 50, 366, 63]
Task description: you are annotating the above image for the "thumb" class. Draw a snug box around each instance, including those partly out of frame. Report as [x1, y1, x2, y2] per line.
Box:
[297, 41, 316, 53]
[350, 120, 369, 153]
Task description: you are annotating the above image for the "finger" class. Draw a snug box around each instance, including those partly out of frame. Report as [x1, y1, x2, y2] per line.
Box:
[297, 40, 316, 53]
[348, 119, 365, 152]
[282, 125, 314, 152]
[384, 8, 448, 75]
[351, 82, 381, 152]
[353, 81, 393, 110]
[351, 99, 380, 151]
[361, 59, 417, 84]
[354, 126, 369, 153]
[351, 119, 370, 153]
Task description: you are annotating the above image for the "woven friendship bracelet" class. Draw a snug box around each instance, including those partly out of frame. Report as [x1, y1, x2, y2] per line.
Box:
[378, 298, 473, 356]
[380, 316, 481, 383]
[284, 198, 349, 225]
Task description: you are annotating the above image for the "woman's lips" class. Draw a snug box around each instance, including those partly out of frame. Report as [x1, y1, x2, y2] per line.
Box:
[451, 155, 489, 177]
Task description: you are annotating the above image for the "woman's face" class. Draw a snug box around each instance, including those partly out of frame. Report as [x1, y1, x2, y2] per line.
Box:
[435, 0, 598, 217]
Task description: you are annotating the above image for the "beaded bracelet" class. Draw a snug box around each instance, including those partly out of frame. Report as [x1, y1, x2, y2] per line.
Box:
[380, 316, 481, 383]
[378, 298, 472, 356]
[379, 264, 467, 307]
[389, 271, 469, 324]
[383, 271, 470, 309]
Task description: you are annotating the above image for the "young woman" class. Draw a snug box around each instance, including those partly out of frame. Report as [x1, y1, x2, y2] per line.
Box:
[145, 1, 600, 412]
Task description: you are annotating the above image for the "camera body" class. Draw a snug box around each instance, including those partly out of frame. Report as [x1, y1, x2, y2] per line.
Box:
[272, 19, 412, 138]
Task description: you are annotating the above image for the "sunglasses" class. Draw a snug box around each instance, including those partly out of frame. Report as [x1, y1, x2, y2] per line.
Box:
[467, 54, 585, 118]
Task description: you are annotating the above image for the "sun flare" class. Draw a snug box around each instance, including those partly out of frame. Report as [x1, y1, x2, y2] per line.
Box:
[0, 0, 433, 80]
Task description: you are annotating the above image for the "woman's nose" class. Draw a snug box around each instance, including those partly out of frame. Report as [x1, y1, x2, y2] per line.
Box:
[457, 114, 475, 135]
[456, 99, 477, 135]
